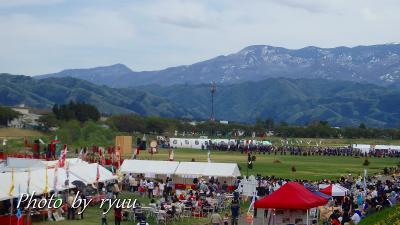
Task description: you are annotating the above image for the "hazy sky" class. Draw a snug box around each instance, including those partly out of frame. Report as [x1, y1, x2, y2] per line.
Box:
[1, 0, 400, 75]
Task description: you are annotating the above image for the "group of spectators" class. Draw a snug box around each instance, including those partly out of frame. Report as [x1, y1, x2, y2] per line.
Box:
[202, 142, 400, 158]
[252, 172, 400, 225]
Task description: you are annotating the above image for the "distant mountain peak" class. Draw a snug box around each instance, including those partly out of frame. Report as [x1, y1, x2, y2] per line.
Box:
[36, 43, 400, 88]
[59, 63, 133, 74]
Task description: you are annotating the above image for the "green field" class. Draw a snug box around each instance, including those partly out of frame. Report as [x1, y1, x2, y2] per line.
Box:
[129, 148, 398, 180]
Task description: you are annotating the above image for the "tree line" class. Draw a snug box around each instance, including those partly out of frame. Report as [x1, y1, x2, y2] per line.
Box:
[107, 114, 400, 139]
[37, 102, 400, 140]
[52, 101, 100, 123]
[0, 106, 21, 126]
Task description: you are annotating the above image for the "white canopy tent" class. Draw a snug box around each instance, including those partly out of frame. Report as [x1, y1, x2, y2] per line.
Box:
[174, 162, 241, 178]
[0, 167, 82, 201]
[44, 158, 88, 168]
[6, 157, 47, 169]
[120, 160, 179, 177]
[352, 144, 400, 153]
[68, 163, 116, 184]
[0, 171, 41, 201]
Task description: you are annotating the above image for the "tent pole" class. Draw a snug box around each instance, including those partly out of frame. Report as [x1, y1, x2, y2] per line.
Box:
[262, 210, 264, 225]
[307, 209, 309, 225]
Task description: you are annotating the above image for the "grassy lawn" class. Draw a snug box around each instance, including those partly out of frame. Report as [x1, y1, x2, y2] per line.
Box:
[133, 148, 399, 180]
[358, 205, 400, 225]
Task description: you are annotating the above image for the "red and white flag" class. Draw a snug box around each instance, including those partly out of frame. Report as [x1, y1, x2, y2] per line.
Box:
[96, 164, 100, 183]
[58, 145, 67, 167]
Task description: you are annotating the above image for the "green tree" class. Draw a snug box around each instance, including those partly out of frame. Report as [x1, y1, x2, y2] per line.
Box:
[38, 113, 59, 130]
[108, 114, 146, 133]
[0, 106, 21, 126]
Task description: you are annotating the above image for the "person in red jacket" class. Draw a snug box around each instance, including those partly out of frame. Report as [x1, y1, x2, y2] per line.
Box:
[114, 206, 122, 225]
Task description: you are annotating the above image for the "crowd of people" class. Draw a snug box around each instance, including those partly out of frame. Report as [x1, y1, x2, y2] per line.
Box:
[202, 142, 400, 158]
[120, 174, 241, 225]
[253, 172, 400, 225]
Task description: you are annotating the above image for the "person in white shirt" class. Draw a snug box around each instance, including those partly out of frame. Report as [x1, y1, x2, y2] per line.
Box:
[159, 181, 165, 196]
[147, 180, 154, 198]
[351, 211, 361, 224]
[371, 189, 378, 198]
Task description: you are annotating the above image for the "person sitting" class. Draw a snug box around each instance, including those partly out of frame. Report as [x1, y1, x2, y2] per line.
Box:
[166, 205, 176, 219]
[178, 192, 186, 201]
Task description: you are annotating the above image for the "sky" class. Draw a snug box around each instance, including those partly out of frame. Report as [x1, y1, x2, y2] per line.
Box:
[1, 0, 400, 75]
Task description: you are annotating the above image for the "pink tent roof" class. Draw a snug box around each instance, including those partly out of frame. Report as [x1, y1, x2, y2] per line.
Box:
[254, 182, 328, 209]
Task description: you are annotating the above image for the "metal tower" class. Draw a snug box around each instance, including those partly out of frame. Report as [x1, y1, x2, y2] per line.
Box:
[210, 82, 216, 121]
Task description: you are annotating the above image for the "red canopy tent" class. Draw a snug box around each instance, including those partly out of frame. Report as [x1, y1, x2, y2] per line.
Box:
[254, 182, 328, 209]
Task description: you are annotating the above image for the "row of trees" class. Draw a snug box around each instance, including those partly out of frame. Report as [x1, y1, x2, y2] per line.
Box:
[37, 102, 400, 140]
[52, 101, 100, 123]
[107, 114, 400, 139]
[0, 106, 21, 126]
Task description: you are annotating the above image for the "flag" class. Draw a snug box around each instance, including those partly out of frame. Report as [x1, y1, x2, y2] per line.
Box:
[96, 164, 100, 183]
[38, 139, 45, 145]
[8, 168, 15, 196]
[111, 165, 115, 174]
[44, 166, 48, 194]
[78, 148, 84, 159]
[53, 164, 58, 192]
[65, 161, 70, 188]
[101, 154, 106, 166]
[16, 208, 22, 223]
[58, 145, 67, 167]
[27, 167, 31, 194]
[17, 184, 22, 223]
[207, 150, 211, 163]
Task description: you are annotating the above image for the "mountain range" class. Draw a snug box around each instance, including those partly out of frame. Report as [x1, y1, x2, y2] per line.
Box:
[0, 74, 192, 118]
[2, 43, 400, 127]
[36, 43, 400, 88]
[1, 73, 400, 127]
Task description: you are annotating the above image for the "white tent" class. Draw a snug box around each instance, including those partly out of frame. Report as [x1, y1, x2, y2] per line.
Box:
[69, 163, 116, 184]
[0, 167, 82, 201]
[174, 162, 241, 178]
[0, 171, 42, 201]
[120, 160, 179, 177]
[374, 145, 400, 151]
[6, 157, 47, 169]
[44, 158, 89, 168]
[29, 167, 82, 193]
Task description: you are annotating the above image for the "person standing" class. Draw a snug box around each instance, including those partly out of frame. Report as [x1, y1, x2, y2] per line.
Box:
[114, 206, 122, 225]
[230, 199, 240, 225]
[129, 174, 136, 192]
[101, 209, 108, 225]
[147, 180, 154, 198]
[67, 191, 75, 220]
